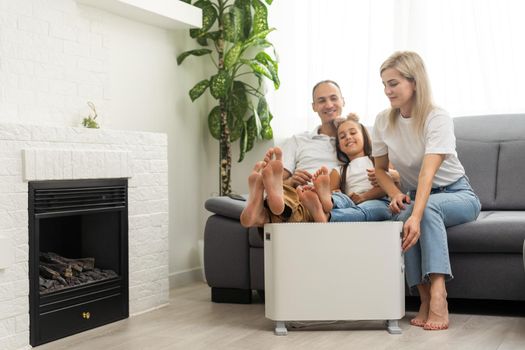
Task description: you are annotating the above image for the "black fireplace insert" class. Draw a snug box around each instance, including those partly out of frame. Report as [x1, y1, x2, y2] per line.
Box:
[29, 178, 129, 346]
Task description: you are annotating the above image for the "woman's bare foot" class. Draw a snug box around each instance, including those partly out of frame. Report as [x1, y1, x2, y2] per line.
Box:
[424, 292, 449, 330]
[262, 147, 285, 215]
[424, 275, 449, 330]
[313, 166, 332, 213]
[296, 185, 329, 222]
[240, 161, 268, 227]
[411, 302, 429, 327]
[411, 284, 430, 327]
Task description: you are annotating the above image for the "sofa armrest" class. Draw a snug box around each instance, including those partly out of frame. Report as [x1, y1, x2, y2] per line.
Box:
[205, 195, 248, 220]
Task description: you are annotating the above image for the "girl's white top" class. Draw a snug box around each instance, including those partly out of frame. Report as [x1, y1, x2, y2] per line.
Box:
[335, 156, 374, 195]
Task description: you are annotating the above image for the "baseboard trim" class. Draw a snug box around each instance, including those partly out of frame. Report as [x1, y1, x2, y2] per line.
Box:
[169, 267, 205, 289]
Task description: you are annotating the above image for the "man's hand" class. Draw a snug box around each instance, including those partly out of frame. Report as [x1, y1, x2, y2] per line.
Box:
[284, 169, 312, 188]
[367, 168, 379, 187]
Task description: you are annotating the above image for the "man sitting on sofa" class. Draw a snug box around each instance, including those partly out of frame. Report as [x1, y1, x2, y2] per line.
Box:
[240, 80, 344, 227]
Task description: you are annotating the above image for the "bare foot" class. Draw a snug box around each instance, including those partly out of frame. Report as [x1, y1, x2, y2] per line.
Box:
[410, 301, 429, 327]
[313, 166, 332, 213]
[262, 147, 284, 215]
[424, 293, 449, 330]
[411, 284, 430, 327]
[240, 161, 268, 227]
[296, 185, 329, 222]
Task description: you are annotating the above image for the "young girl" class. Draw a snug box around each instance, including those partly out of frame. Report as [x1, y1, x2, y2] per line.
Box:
[297, 114, 395, 223]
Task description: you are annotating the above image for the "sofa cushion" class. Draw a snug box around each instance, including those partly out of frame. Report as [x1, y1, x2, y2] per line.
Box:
[205, 196, 247, 220]
[456, 140, 498, 209]
[447, 211, 525, 253]
[495, 141, 525, 209]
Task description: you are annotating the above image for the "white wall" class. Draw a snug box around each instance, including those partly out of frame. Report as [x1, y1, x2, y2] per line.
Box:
[0, 0, 212, 291]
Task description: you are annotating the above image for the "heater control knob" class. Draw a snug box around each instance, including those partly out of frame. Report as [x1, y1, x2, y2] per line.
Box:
[82, 312, 91, 320]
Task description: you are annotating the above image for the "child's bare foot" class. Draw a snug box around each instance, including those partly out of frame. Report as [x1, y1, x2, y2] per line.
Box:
[240, 161, 268, 227]
[296, 185, 329, 222]
[313, 166, 332, 213]
[262, 147, 284, 215]
[424, 293, 449, 330]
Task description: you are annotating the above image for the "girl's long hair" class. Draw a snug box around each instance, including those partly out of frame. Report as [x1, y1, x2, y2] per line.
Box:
[380, 51, 434, 134]
[334, 113, 373, 192]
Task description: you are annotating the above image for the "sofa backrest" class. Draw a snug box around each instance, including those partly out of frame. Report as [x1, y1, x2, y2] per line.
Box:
[454, 114, 525, 210]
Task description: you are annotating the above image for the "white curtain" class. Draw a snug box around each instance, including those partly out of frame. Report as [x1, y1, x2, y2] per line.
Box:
[268, 0, 525, 140]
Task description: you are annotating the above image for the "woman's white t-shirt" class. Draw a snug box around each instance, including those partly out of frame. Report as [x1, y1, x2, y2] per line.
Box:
[371, 108, 465, 191]
[335, 156, 374, 195]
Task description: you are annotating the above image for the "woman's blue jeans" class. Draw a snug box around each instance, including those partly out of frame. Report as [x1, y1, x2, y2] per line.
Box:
[329, 192, 392, 222]
[394, 176, 481, 288]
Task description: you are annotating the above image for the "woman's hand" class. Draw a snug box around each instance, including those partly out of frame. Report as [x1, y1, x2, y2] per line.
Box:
[402, 215, 421, 252]
[388, 193, 410, 214]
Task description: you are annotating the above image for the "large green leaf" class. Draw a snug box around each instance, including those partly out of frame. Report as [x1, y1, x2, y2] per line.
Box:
[228, 114, 243, 142]
[190, 0, 218, 39]
[260, 111, 274, 140]
[242, 59, 273, 81]
[252, 0, 268, 34]
[246, 115, 257, 152]
[223, 7, 243, 42]
[189, 79, 210, 101]
[234, 0, 252, 39]
[197, 0, 218, 31]
[257, 97, 273, 139]
[227, 81, 248, 142]
[260, 117, 273, 139]
[255, 51, 279, 88]
[224, 43, 243, 69]
[257, 96, 269, 121]
[238, 123, 248, 162]
[262, 0, 273, 4]
[208, 106, 221, 140]
[243, 28, 275, 48]
[176, 49, 212, 65]
[229, 81, 249, 120]
[210, 70, 231, 99]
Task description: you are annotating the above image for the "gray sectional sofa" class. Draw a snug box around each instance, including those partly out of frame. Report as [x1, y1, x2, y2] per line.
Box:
[204, 114, 525, 304]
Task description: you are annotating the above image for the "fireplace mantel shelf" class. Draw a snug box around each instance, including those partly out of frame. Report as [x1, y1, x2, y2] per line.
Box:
[76, 0, 202, 30]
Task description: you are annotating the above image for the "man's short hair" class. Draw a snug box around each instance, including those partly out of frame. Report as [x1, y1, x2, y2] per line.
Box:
[312, 80, 342, 101]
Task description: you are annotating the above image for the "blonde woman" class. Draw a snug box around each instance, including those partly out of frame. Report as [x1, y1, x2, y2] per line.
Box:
[373, 51, 481, 330]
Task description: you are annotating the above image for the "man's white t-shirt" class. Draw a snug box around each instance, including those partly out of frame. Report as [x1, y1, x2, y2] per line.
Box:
[280, 126, 340, 176]
[372, 108, 465, 191]
[334, 156, 374, 195]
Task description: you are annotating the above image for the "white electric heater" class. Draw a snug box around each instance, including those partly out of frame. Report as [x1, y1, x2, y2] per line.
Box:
[264, 221, 405, 335]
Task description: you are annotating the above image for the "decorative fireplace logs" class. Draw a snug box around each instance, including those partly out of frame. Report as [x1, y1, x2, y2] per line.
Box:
[39, 252, 118, 294]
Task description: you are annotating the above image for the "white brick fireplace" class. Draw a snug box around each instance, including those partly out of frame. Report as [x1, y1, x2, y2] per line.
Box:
[0, 122, 169, 349]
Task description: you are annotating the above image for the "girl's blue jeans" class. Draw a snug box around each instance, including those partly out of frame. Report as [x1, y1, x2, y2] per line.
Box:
[394, 176, 481, 288]
[329, 192, 392, 222]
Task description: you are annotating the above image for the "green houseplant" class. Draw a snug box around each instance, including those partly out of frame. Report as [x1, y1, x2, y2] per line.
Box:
[177, 0, 280, 196]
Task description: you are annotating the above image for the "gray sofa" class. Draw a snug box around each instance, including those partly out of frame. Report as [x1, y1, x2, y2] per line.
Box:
[204, 114, 525, 304]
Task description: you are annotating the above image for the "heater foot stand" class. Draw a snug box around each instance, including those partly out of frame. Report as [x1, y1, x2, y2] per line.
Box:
[274, 321, 288, 335]
[386, 319, 402, 334]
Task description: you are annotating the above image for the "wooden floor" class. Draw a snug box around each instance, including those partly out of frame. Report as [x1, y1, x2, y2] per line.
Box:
[35, 282, 525, 350]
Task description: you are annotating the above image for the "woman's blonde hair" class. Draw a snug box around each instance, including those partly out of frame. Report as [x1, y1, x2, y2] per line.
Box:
[380, 51, 434, 134]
